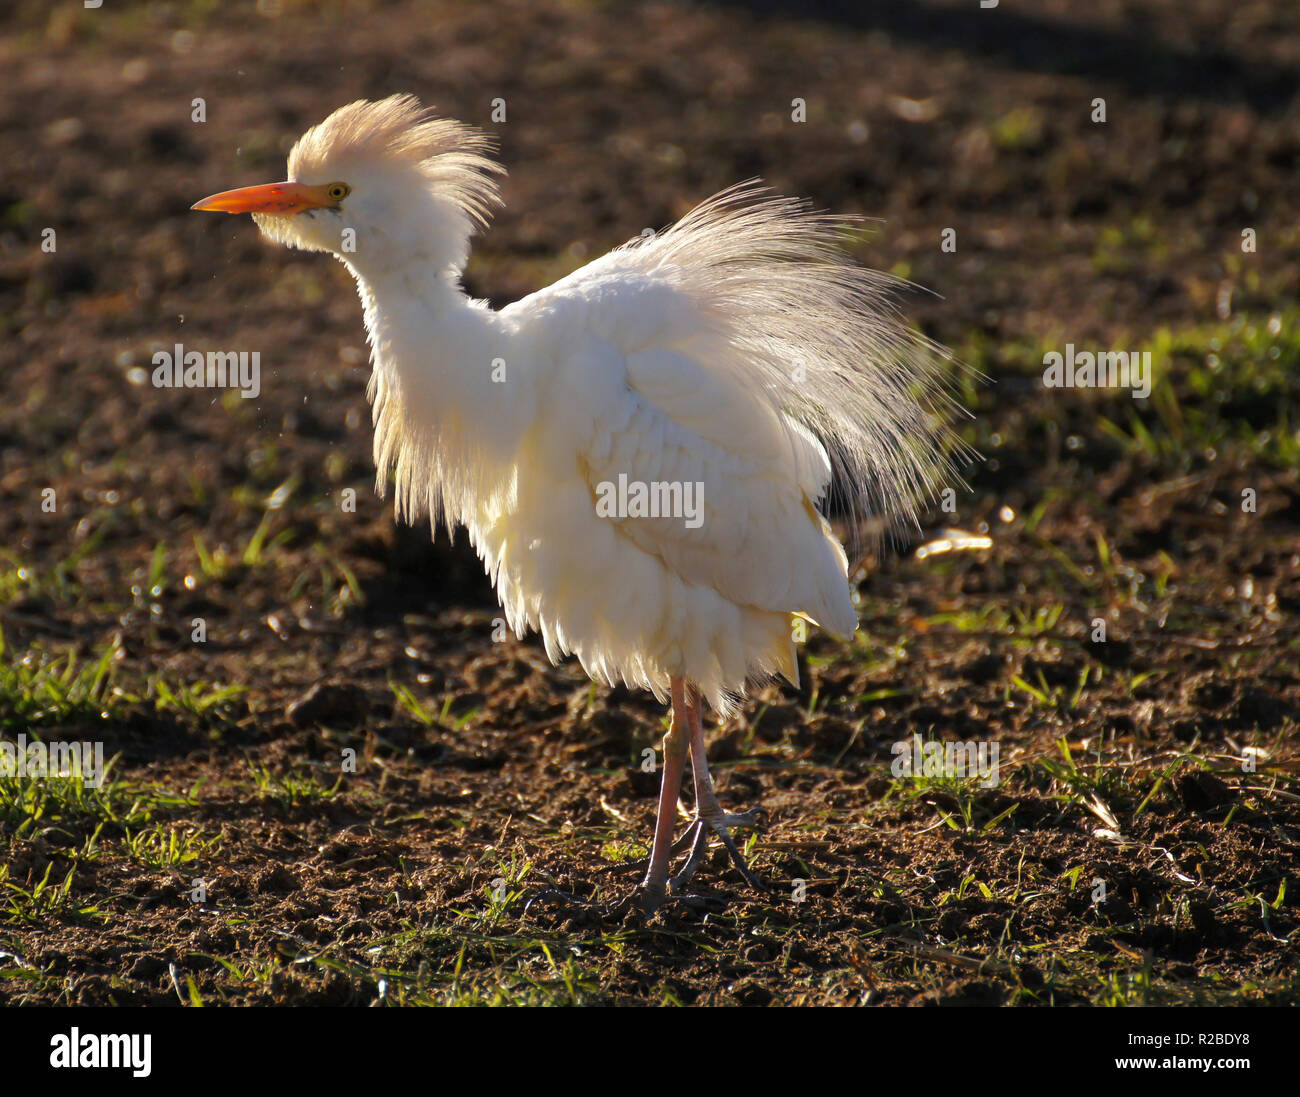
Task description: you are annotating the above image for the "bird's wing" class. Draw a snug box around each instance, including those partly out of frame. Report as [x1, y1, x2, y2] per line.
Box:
[501, 182, 962, 634]
[505, 264, 857, 633]
[582, 334, 857, 632]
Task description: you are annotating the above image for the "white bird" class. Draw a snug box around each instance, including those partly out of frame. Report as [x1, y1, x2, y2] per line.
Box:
[193, 95, 959, 914]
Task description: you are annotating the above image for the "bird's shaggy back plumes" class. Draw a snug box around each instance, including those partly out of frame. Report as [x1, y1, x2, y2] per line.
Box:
[289, 94, 504, 232]
[615, 181, 966, 552]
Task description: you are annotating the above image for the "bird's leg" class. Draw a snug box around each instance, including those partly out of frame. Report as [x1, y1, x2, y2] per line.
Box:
[670, 686, 768, 895]
[638, 677, 691, 914]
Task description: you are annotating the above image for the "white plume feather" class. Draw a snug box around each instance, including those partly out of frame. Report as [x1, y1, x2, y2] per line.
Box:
[606, 181, 967, 553]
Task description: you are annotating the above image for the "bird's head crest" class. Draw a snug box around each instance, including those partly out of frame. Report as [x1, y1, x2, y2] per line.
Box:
[288, 95, 504, 233]
[194, 95, 504, 275]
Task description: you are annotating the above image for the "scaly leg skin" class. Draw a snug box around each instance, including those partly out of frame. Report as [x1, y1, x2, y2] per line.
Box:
[637, 677, 691, 915]
[529, 679, 701, 920]
[522, 678, 690, 921]
[669, 685, 768, 897]
[531, 680, 766, 920]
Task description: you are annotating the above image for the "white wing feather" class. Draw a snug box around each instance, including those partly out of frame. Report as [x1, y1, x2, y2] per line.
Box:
[504, 183, 959, 640]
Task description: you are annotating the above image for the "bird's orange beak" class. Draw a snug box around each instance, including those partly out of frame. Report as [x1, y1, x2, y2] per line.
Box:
[191, 181, 333, 216]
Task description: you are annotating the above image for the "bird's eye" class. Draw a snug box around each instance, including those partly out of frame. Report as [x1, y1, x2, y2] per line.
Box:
[326, 183, 350, 202]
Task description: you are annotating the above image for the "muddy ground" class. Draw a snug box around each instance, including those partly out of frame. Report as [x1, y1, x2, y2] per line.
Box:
[0, 0, 1297, 1005]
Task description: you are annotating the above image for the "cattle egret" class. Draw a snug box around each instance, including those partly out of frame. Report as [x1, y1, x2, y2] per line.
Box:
[193, 95, 960, 914]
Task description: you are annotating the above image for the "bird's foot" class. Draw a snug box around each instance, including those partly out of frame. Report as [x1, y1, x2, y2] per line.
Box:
[522, 882, 701, 921]
[605, 805, 769, 916]
[632, 880, 730, 918]
[669, 806, 769, 896]
[608, 808, 767, 878]
[521, 886, 601, 920]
